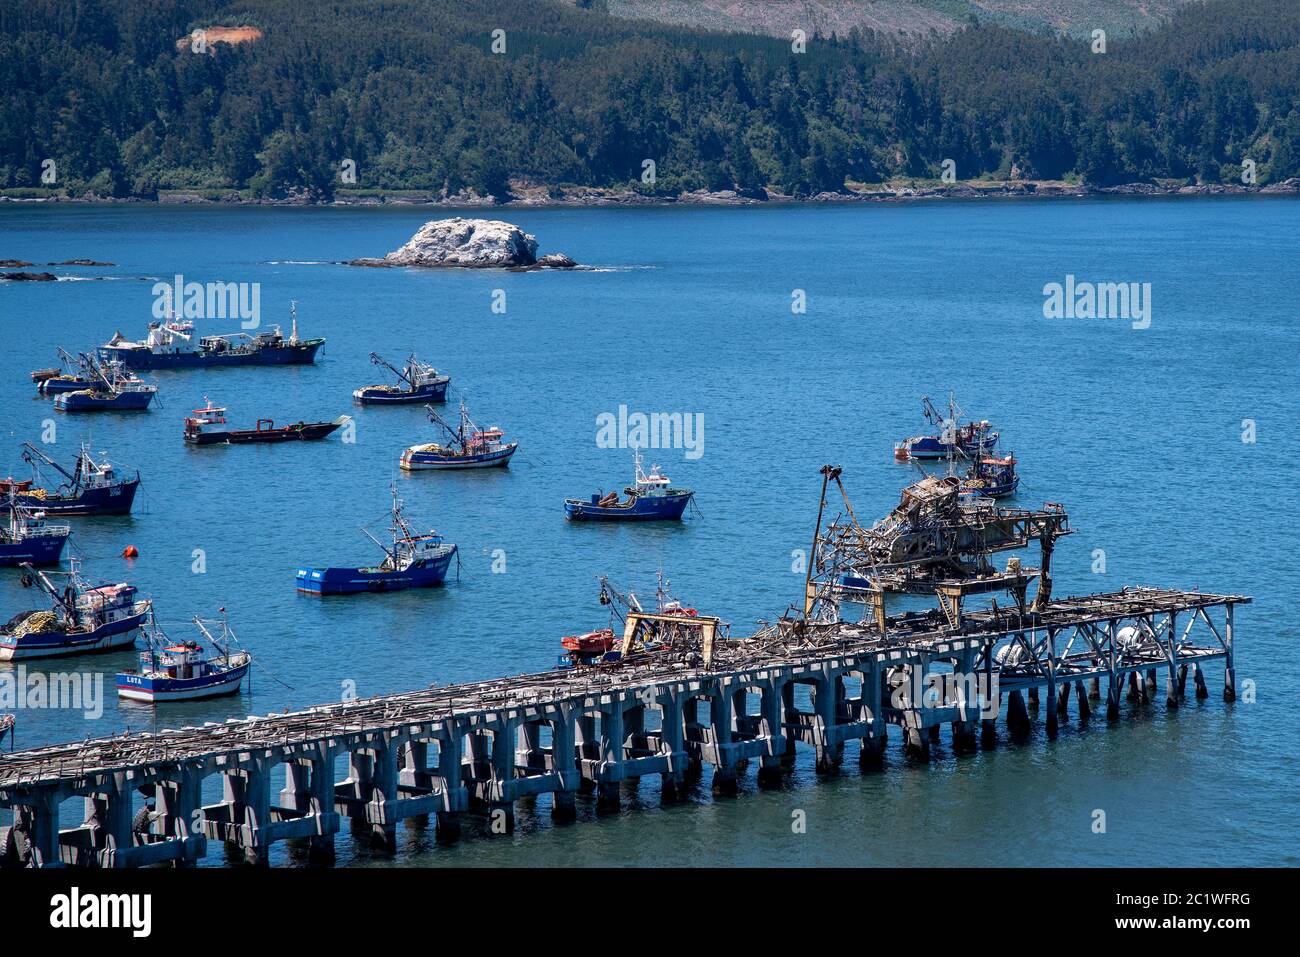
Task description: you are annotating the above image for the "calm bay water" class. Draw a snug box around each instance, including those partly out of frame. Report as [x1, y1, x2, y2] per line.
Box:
[1, 197, 1296, 866]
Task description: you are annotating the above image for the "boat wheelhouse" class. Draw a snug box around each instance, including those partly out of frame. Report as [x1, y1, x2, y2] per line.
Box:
[8, 442, 140, 516]
[0, 502, 71, 566]
[100, 300, 324, 370]
[116, 615, 251, 703]
[399, 401, 517, 470]
[564, 451, 694, 521]
[297, 488, 458, 595]
[354, 352, 450, 405]
[0, 560, 150, 660]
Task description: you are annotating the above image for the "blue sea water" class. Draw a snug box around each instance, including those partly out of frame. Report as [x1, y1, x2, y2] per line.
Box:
[0, 197, 1296, 867]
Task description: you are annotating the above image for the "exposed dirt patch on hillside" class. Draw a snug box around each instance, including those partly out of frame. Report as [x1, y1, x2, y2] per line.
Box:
[175, 25, 263, 52]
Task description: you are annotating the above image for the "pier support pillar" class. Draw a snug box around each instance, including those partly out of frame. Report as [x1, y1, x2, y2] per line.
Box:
[1056, 683, 1071, 716]
[1127, 672, 1141, 702]
[1027, 687, 1039, 709]
[552, 790, 577, 823]
[757, 756, 783, 788]
[860, 731, 887, 769]
[1106, 676, 1121, 720]
[27, 790, 61, 868]
[1177, 664, 1188, 699]
[1088, 676, 1101, 700]
[1224, 605, 1237, 701]
[1006, 690, 1030, 736]
[1074, 682, 1091, 721]
[1193, 664, 1209, 700]
[1144, 669, 1157, 701]
[435, 727, 465, 843]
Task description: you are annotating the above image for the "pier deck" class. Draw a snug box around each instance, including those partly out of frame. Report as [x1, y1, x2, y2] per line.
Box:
[0, 585, 1247, 868]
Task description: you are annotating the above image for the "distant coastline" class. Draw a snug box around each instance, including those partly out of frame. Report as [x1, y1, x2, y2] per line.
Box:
[4, 179, 1298, 209]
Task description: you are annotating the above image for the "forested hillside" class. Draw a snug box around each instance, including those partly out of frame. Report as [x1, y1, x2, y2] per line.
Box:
[2, 0, 1298, 199]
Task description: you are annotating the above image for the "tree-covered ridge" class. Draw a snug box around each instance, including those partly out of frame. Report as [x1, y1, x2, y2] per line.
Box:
[2, 0, 1299, 199]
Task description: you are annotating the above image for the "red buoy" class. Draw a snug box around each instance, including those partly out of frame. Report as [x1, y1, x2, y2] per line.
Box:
[122, 545, 139, 558]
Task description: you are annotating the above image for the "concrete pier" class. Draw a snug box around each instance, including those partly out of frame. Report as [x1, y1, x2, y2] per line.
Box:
[0, 587, 1248, 868]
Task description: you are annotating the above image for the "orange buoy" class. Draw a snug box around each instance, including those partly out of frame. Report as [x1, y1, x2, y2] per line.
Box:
[122, 545, 139, 558]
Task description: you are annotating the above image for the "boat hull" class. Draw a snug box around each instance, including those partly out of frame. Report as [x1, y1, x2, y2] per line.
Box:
[13, 479, 139, 516]
[116, 662, 249, 702]
[186, 422, 342, 444]
[904, 433, 1000, 459]
[101, 339, 323, 370]
[296, 549, 457, 595]
[400, 443, 517, 470]
[0, 610, 146, 661]
[38, 377, 95, 395]
[54, 390, 154, 412]
[565, 491, 693, 521]
[0, 534, 69, 566]
[353, 380, 449, 405]
[960, 476, 1019, 499]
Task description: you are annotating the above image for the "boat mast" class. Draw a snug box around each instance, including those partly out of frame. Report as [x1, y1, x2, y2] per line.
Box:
[21, 443, 76, 487]
[424, 405, 464, 449]
[369, 352, 413, 388]
[17, 561, 75, 617]
[289, 300, 299, 343]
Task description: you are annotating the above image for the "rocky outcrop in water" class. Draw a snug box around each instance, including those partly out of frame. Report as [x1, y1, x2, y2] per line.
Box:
[350, 217, 578, 269]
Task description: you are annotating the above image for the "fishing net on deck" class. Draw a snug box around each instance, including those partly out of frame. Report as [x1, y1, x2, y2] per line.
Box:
[9, 611, 58, 636]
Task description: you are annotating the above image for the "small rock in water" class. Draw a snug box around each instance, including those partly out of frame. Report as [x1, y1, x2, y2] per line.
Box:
[535, 253, 577, 269]
[350, 217, 579, 269]
[1, 271, 57, 281]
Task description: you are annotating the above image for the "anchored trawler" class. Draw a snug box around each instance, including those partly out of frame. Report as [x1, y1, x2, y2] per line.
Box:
[564, 450, 694, 521]
[0, 502, 70, 566]
[4, 443, 140, 516]
[100, 301, 323, 369]
[895, 394, 998, 460]
[400, 401, 517, 469]
[0, 561, 150, 660]
[354, 352, 450, 405]
[296, 488, 458, 594]
[30, 348, 97, 394]
[52, 354, 157, 412]
[116, 615, 251, 703]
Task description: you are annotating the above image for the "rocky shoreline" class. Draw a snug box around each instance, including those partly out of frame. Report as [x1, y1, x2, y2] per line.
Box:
[4, 179, 1299, 208]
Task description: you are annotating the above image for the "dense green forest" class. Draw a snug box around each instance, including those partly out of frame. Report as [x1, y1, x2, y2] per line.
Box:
[2, 0, 1299, 199]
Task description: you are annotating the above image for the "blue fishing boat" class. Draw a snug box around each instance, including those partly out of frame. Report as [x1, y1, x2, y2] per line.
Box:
[100, 300, 323, 370]
[31, 348, 96, 394]
[400, 401, 517, 470]
[565, 451, 694, 521]
[895, 394, 998, 461]
[0, 502, 70, 566]
[116, 615, 251, 703]
[53, 354, 157, 412]
[354, 352, 449, 405]
[959, 453, 1020, 499]
[296, 489, 457, 595]
[6, 443, 140, 516]
[0, 560, 150, 660]
[0, 713, 12, 748]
